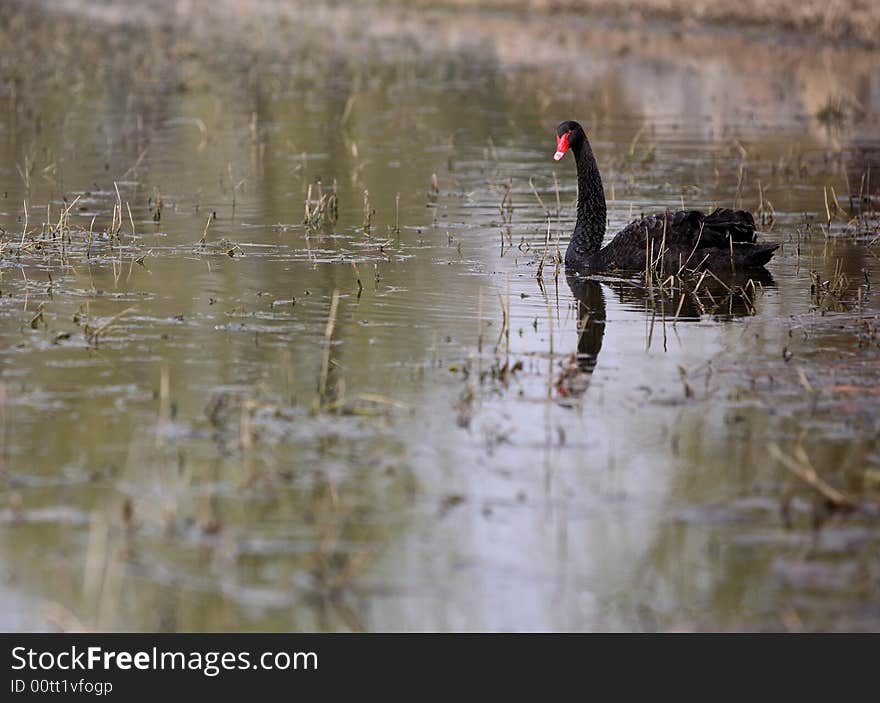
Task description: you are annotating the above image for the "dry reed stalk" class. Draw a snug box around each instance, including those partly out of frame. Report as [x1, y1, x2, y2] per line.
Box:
[769, 444, 855, 511]
[318, 290, 341, 404]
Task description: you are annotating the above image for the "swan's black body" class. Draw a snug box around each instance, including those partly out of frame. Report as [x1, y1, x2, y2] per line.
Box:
[556, 120, 778, 272]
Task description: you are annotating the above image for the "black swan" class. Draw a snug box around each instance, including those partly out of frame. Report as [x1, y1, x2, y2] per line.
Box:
[554, 120, 778, 272]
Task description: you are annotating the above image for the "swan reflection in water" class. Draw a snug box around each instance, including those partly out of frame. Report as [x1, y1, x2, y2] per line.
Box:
[556, 269, 775, 402]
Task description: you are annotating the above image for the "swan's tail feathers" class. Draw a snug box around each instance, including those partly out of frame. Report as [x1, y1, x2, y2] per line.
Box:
[704, 208, 757, 243]
[699, 208, 777, 269]
[740, 243, 779, 269]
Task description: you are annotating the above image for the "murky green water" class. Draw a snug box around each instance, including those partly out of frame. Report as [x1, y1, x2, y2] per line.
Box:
[0, 1, 878, 631]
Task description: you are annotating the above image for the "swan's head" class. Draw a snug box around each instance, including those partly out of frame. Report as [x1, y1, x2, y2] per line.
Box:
[554, 120, 585, 160]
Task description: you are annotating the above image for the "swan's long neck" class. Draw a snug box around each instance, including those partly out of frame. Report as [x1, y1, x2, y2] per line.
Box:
[569, 138, 607, 260]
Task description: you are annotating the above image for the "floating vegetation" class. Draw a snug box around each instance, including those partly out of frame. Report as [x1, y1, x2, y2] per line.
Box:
[810, 261, 851, 312]
[304, 180, 340, 229]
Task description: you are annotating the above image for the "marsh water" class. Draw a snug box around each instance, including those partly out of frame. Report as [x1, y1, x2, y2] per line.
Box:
[1, 1, 879, 631]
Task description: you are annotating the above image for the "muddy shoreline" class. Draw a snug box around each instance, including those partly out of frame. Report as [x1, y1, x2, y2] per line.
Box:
[18, 0, 880, 50]
[392, 0, 880, 49]
[13, 0, 880, 144]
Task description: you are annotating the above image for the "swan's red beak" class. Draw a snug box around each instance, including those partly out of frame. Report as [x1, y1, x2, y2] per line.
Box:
[554, 132, 570, 161]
